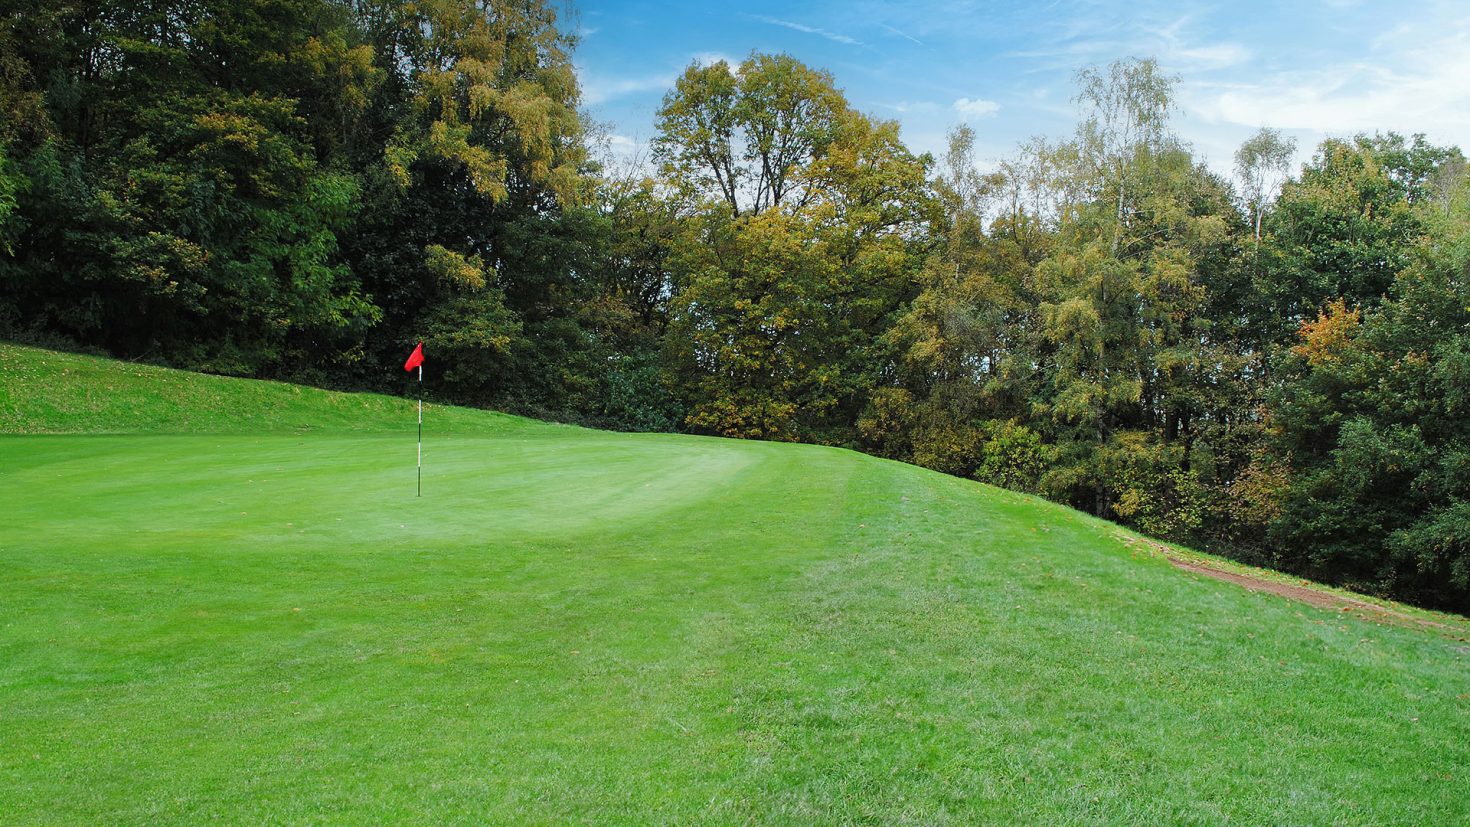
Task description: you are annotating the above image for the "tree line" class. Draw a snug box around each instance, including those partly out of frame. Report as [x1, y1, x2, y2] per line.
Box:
[2, 0, 1468, 612]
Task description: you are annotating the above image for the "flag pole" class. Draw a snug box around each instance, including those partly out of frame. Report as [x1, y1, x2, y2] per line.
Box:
[403, 341, 425, 496]
[417, 363, 422, 497]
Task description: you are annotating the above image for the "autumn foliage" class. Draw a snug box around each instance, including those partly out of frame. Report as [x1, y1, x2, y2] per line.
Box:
[1, 15, 1468, 610]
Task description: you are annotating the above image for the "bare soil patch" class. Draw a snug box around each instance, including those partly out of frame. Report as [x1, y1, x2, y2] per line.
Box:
[1118, 534, 1468, 640]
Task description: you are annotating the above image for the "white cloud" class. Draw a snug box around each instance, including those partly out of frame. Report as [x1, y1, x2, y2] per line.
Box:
[1142, 16, 1252, 71]
[582, 50, 757, 107]
[953, 97, 1001, 120]
[1182, 30, 1470, 140]
[591, 133, 655, 178]
[1008, 12, 1249, 74]
[1168, 19, 1470, 180]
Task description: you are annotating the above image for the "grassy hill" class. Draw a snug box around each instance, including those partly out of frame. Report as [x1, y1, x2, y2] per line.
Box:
[0, 343, 516, 434]
[2, 343, 1468, 825]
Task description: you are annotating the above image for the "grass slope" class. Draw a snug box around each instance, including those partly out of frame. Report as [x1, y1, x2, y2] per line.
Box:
[0, 344, 511, 434]
[2, 343, 1468, 825]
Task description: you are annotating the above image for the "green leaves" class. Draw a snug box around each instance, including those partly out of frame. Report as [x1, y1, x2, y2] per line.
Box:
[1268, 193, 1470, 607]
[1234, 127, 1296, 240]
[654, 60, 741, 212]
[393, 0, 584, 205]
[655, 52, 932, 442]
[654, 53, 847, 217]
[0, 142, 25, 254]
[2, 7, 1469, 614]
[1262, 137, 1432, 332]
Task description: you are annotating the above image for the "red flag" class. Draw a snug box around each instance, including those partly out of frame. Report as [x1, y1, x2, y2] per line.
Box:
[403, 341, 424, 372]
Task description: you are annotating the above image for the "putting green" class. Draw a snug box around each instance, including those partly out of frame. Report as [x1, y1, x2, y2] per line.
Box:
[2, 344, 1468, 824]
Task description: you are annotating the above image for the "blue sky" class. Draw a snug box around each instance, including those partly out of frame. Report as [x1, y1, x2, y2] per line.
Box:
[570, 0, 1470, 178]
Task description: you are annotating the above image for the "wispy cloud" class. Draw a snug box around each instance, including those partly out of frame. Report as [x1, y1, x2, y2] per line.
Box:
[953, 97, 1001, 119]
[1008, 11, 1248, 73]
[581, 71, 675, 105]
[881, 24, 924, 46]
[1169, 16, 1470, 176]
[573, 0, 1470, 183]
[582, 51, 746, 107]
[1183, 28, 1470, 138]
[1170, 42, 1250, 69]
[1144, 16, 1251, 70]
[879, 100, 943, 115]
[749, 15, 864, 46]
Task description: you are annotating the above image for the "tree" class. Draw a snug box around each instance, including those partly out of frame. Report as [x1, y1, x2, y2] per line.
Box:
[1270, 240, 1470, 609]
[384, 0, 584, 205]
[1261, 160, 1470, 609]
[1257, 135, 1451, 339]
[1234, 127, 1295, 243]
[342, 0, 601, 416]
[0, 142, 23, 255]
[871, 126, 1039, 480]
[0, 0, 379, 372]
[654, 53, 844, 218]
[659, 54, 934, 441]
[1072, 57, 1177, 252]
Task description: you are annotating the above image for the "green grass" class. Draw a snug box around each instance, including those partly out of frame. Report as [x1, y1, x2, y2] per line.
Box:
[2, 343, 1468, 825]
[0, 343, 512, 434]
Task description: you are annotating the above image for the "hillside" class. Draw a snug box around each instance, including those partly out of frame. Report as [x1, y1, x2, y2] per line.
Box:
[2, 343, 1467, 825]
[0, 344, 518, 435]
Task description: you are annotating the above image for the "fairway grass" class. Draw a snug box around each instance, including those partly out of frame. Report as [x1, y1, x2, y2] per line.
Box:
[2, 344, 1468, 824]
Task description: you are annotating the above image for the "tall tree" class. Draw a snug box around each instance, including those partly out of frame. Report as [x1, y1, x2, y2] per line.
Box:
[1234, 126, 1295, 243]
[1072, 57, 1177, 252]
[659, 53, 934, 441]
[1256, 135, 1453, 341]
[0, 0, 379, 372]
[1269, 211, 1470, 609]
[343, 0, 593, 408]
[653, 53, 844, 218]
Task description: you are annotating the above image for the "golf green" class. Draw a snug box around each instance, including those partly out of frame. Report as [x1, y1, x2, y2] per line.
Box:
[2, 344, 1468, 824]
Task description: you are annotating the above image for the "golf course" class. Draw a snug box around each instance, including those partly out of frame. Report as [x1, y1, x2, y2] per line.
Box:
[2, 342, 1468, 824]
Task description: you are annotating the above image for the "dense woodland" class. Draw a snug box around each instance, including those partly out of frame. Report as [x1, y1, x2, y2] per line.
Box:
[2, 0, 1468, 612]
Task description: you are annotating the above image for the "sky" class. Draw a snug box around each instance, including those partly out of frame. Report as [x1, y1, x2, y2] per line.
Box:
[568, 0, 1470, 179]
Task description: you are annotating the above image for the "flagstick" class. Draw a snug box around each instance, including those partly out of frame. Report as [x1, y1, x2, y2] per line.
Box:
[417, 363, 422, 497]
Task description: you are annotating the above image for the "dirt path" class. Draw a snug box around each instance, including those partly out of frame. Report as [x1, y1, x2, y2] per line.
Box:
[1118, 534, 1469, 640]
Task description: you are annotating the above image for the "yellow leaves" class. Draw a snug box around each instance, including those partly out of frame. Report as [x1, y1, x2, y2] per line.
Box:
[1292, 298, 1361, 367]
[296, 36, 381, 114]
[1226, 457, 1289, 527]
[857, 387, 916, 448]
[428, 120, 508, 201]
[385, 143, 415, 188]
[457, 57, 500, 89]
[418, 69, 458, 115]
[424, 244, 489, 290]
[393, 0, 582, 205]
[467, 84, 499, 120]
[1042, 297, 1101, 348]
[911, 421, 986, 476]
[685, 396, 799, 441]
[193, 111, 265, 157]
[1112, 488, 1145, 519]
